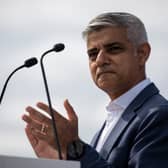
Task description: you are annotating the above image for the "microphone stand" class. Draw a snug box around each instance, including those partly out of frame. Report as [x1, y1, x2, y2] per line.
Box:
[40, 44, 64, 160]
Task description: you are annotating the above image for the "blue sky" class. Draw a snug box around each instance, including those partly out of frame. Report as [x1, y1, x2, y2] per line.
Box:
[0, 0, 168, 157]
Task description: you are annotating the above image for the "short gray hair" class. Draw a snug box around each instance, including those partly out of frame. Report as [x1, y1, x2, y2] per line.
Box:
[82, 12, 148, 46]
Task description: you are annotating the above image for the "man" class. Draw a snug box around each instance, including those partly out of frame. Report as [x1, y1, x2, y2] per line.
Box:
[22, 12, 168, 167]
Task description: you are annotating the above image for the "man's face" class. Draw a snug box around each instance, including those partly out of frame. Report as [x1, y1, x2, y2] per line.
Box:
[87, 27, 148, 99]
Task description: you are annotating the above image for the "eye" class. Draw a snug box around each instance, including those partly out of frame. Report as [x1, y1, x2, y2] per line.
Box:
[105, 43, 124, 54]
[87, 50, 99, 61]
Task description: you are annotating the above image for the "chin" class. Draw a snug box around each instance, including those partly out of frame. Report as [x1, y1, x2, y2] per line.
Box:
[97, 79, 119, 91]
[98, 82, 113, 91]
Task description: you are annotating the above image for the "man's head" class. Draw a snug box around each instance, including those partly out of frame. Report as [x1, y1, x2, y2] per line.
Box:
[83, 12, 151, 100]
[83, 12, 148, 47]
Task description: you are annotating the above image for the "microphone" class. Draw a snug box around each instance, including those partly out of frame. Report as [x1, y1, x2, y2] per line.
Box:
[0, 57, 38, 105]
[40, 43, 65, 160]
[24, 57, 38, 67]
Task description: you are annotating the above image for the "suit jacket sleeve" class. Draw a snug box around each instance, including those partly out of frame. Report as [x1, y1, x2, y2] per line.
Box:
[78, 144, 113, 168]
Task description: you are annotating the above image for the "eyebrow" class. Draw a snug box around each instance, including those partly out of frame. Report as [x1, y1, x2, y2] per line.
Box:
[87, 48, 98, 54]
[104, 42, 124, 48]
[87, 42, 124, 53]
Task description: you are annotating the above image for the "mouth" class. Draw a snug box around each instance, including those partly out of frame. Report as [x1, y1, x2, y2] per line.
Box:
[96, 71, 115, 80]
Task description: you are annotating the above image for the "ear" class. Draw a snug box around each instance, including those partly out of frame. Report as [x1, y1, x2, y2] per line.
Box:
[137, 42, 151, 66]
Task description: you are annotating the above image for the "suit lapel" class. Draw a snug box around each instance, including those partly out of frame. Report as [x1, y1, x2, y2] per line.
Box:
[99, 83, 159, 159]
[90, 122, 106, 148]
[99, 109, 136, 159]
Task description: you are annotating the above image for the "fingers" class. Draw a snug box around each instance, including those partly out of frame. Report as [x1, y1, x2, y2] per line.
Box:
[25, 106, 51, 123]
[36, 102, 56, 115]
[22, 102, 57, 146]
[25, 125, 38, 149]
[23, 104, 52, 132]
[24, 118, 50, 145]
[37, 100, 78, 123]
[37, 102, 66, 122]
[64, 99, 78, 122]
[31, 127, 48, 140]
[24, 100, 78, 124]
[22, 114, 43, 132]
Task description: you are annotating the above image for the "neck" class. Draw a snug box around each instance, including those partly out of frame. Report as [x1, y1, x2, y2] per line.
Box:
[108, 77, 146, 100]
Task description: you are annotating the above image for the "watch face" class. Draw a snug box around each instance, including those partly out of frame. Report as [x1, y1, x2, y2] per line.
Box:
[67, 140, 85, 159]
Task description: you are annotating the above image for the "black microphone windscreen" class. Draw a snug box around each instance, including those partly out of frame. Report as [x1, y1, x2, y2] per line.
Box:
[53, 43, 65, 52]
[24, 57, 38, 67]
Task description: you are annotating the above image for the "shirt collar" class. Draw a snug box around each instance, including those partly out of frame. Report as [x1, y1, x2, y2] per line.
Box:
[106, 78, 151, 112]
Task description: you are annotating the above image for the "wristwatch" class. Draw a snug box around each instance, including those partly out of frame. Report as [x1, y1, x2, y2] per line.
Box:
[67, 139, 85, 160]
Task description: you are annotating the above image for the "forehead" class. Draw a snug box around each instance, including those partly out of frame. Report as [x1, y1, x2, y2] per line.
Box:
[86, 27, 129, 49]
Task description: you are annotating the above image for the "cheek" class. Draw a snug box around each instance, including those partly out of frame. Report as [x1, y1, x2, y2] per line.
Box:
[120, 60, 139, 79]
[89, 63, 97, 81]
[116, 58, 132, 77]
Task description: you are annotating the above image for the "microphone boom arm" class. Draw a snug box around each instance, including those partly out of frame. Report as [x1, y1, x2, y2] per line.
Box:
[0, 57, 38, 105]
[40, 44, 64, 160]
[0, 65, 25, 104]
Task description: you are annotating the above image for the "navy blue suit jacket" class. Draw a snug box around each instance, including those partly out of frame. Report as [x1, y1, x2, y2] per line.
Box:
[77, 83, 168, 168]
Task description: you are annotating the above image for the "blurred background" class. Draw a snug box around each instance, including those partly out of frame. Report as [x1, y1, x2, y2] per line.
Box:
[0, 0, 168, 158]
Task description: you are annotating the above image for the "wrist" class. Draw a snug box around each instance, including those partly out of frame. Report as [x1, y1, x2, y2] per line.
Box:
[66, 139, 85, 160]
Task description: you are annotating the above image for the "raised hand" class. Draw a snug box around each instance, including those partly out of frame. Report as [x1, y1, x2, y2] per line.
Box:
[22, 99, 79, 158]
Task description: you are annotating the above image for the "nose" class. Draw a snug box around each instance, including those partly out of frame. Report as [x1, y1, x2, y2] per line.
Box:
[96, 49, 109, 66]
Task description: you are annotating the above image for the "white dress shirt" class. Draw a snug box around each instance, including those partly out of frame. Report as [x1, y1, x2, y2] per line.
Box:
[96, 78, 151, 152]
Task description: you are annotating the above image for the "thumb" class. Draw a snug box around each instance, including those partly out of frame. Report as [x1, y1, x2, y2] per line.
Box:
[64, 99, 78, 122]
